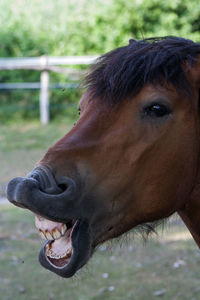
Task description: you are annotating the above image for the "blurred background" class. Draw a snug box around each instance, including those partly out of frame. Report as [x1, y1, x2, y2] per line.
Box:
[1, 0, 200, 299]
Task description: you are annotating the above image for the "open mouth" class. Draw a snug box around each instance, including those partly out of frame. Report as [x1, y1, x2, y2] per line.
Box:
[45, 221, 74, 268]
[6, 165, 94, 277]
[35, 215, 92, 277]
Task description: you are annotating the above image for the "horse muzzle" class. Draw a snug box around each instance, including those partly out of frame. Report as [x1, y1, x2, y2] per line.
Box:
[6, 165, 93, 277]
[6, 165, 79, 223]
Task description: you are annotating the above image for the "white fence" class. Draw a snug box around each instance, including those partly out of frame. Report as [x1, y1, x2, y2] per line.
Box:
[0, 56, 98, 124]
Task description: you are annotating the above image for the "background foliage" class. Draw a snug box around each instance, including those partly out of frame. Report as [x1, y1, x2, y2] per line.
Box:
[0, 0, 200, 122]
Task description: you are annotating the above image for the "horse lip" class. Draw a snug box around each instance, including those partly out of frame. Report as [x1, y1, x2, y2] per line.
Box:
[7, 166, 94, 277]
[28, 165, 63, 194]
[6, 166, 79, 224]
[38, 219, 92, 278]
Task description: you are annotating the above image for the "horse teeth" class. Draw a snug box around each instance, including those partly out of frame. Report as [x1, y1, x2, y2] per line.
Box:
[48, 251, 72, 259]
[53, 228, 61, 240]
[66, 248, 72, 255]
[61, 224, 67, 235]
[45, 244, 72, 260]
[39, 230, 46, 240]
[45, 231, 54, 240]
[46, 243, 50, 251]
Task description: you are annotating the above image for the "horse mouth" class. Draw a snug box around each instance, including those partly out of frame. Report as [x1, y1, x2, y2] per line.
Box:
[36, 216, 92, 277]
[43, 219, 75, 267]
[6, 165, 93, 277]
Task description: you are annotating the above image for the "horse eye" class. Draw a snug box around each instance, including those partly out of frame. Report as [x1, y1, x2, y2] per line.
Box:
[143, 104, 171, 118]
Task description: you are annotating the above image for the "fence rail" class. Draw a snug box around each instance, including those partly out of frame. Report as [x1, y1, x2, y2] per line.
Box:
[0, 55, 99, 124]
[0, 56, 98, 69]
[0, 82, 79, 90]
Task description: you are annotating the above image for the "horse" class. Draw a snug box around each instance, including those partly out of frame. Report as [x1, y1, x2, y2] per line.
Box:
[6, 36, 200, 278]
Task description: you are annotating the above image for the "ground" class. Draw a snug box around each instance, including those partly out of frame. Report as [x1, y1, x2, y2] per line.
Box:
[0, 121, 200, 300]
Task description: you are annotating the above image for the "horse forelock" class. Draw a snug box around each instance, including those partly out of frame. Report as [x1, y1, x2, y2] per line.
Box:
[84, 36, 200, 104]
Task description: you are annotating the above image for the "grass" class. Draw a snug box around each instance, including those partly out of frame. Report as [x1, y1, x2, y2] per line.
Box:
[0, 205, 200, 300]
[0, 120, 73, 195]
[1, 120, 200, 299]
[0, 119, 73, 152]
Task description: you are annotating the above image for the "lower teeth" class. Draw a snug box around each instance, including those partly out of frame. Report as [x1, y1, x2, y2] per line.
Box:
[46, 245, 72, 259]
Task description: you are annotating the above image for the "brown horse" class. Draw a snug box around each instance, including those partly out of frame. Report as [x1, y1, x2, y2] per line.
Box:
[6, 37, 200, 278]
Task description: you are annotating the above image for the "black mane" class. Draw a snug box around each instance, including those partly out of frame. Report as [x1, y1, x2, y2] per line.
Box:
[84, 37, 200, 104]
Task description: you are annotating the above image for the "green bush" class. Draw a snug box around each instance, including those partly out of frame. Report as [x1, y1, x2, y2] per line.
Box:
[0, 0, 200, 122]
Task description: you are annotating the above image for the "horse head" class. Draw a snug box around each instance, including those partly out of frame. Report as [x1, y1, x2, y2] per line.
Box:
[7, 37, 200, 277]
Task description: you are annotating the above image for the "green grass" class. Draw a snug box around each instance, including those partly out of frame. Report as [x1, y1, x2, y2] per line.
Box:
[0, 206, 200, 300]
[1, 121, 200, 299]
[0, 119, 73, 152]
[0, 120, 73, 195]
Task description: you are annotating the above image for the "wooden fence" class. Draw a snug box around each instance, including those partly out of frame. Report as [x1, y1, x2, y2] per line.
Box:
[0, 56, 98, 124]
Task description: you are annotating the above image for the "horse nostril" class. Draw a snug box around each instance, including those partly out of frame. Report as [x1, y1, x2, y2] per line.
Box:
[58, 183, 68, 192]
[56, 177, 77, 197]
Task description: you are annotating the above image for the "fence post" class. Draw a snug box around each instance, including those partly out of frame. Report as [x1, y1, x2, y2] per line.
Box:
[40, 56, 49, 124]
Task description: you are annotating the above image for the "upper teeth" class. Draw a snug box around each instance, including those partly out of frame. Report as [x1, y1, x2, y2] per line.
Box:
[39, 227, 67, 241]
[35, 215, 67, 241]
[61, 224, 67, 235]
[39, 230, 46, 240]
[45, 231, 54, 240]
[53, 228, 62, 240]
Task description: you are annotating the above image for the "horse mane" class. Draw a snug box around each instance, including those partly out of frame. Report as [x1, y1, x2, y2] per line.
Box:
[84, 36, 200, 104]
